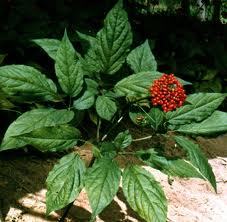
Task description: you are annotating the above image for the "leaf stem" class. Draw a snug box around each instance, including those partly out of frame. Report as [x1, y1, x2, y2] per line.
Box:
[101, 116, 123, 141]
[100, 96, 150, 142]
[68, 96, 72, 110]
[118, 151, 136, 155]
[128, 96, 150, 105]
[132, 135, 152, 142]
[138, 105, 154, 122]
[96, 118, 101, 143]
[0, 109, 22, 114]
[59, 202, 74, 222]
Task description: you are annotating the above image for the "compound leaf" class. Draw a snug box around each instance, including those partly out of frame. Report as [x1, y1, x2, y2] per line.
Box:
[46, 153, 86, 214]
[122, 165, 167, 222]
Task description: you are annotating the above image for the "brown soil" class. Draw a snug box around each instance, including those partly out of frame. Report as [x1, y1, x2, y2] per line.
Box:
[0, 133, 227, 222]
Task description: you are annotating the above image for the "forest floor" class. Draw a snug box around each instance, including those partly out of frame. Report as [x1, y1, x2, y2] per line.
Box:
[0, 132, 227, 222]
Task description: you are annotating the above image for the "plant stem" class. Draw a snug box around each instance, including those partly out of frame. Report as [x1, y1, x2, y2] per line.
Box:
[132, 135, 152, 142]
[118, 151, 136, 155]
[96, 118, 101, 143]
[68, 96, 72, 110]
[77, 139, 88, 143]
[1, 108, 22, 114]
[100, 96, 150, 142]
[138, 105, 154, 122]
[101, 116, 123, 141]
[128, 96, 150, 105]
[59, 202, 74, 222]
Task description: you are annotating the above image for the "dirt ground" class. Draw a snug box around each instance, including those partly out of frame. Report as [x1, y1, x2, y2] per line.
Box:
[0, 133, 227, 222]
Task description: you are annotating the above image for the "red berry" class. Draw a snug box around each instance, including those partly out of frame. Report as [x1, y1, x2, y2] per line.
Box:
[150, 73, 187, 112]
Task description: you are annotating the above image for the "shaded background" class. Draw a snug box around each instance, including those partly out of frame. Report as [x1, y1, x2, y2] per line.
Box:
[0, 0, 226, 93]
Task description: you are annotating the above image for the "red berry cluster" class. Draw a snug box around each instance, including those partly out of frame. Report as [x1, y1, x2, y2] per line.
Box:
[150, 74, 186, 112]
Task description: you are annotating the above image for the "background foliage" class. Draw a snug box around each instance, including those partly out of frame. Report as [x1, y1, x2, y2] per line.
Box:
[0, 0, 226, 97]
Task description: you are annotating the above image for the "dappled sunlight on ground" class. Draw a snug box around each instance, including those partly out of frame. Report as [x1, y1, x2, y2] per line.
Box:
[1, 134, 227, 221]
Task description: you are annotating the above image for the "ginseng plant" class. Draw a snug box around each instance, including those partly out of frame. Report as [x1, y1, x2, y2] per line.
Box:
[0, 1, 227, 222]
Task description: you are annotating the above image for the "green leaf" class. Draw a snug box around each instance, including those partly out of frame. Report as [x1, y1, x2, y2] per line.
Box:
[1, 108, 74, 151]
[82, 39, 101, 76]
[88, 110, 98, 125]
[92, 145, 102, 158]
[46, 153, 86, 214]
[103, 90, 120, 99]
[55, 30, 83, 97]
[83, 1, 132, 75]
[194, 78, 222, 93]
[129, 108, 149, 126]
[160, 159, 207, 178]
[18, 125, 80, 152]
[0, 65, 58, 101]
[0, 54, 7, 64]
[122, 165, 167, 222]
[174, 136, 216, 191]
[73, 90, 95, 110]
[85, 78, 99, 94]
[0, 93, 15, 109]
[176, 111, 227, 135]
[84, 158, 121, 220]
[146, 108, 164, 131]
[177, 77, 192, 86]
[97, 2, 132, 74]
[32, 39, 61, 60]
[167, 93, 225, 126]
[76, 31, 96, 48]
[95, 96, 117, 121]
[137, 149, 206, 179]
[0, 99, 14, 110]
[115, 71, 162, 97]
[100, 142, 117, 159]
[202, 69, 218, 81]
[97, 1, 132, 74]
[114, 130, 132, 149]
[127, 40, 157, 73]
